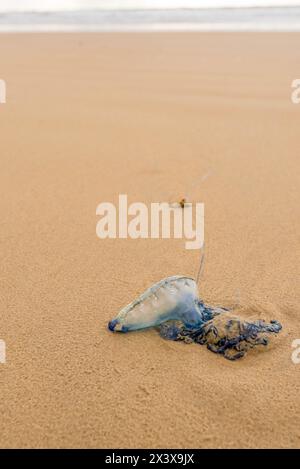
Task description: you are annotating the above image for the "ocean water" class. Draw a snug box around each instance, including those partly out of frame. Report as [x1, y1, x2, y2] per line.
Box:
[0, 1, 300, 31]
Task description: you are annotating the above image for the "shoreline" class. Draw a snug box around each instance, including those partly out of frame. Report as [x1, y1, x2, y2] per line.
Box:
[0, 6, 300, 32]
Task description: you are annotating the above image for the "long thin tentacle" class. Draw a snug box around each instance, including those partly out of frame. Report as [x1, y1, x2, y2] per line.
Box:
[195, 241, 205, 287]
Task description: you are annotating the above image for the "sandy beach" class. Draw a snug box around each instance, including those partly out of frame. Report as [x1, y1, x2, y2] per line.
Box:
[0, 32, 299, 448]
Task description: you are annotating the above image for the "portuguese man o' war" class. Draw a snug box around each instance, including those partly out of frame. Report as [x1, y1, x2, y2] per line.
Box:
[108, 275, 282, 360]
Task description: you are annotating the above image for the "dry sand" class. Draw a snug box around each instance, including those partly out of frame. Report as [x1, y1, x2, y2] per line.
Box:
[0, 33, 299, 448]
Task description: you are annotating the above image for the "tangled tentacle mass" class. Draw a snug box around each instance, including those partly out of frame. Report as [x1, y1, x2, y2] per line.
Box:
[159, 315, 282, 360]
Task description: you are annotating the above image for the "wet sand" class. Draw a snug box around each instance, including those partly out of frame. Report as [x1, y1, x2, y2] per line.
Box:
[0, 33, 299, 448]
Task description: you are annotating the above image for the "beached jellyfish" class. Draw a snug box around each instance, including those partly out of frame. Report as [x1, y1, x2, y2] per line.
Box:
[108, 247, 282, 360]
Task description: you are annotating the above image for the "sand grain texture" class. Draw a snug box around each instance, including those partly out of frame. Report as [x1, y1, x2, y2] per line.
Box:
[0, 33, 299, 448]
